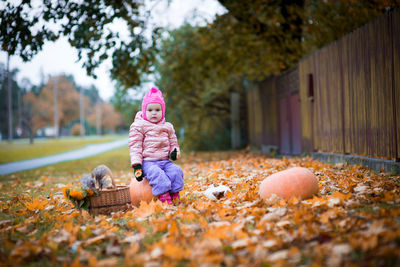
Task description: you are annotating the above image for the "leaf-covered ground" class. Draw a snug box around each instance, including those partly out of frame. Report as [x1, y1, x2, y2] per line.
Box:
[0, 151, 399, 266]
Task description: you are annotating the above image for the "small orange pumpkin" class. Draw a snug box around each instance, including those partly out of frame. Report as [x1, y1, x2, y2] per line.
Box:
[69, 190, 85, 201]
[85, 189, 95, 197]
[259, 167, 318, 200]
[129, 178, 155, 207]
[62, 187, 69, 198]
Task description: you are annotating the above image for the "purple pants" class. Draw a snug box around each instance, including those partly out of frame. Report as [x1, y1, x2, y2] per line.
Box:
[142, 160, 184, 196]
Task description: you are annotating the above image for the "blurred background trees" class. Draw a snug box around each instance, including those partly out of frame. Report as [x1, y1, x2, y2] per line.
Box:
[0, 63, 124, 142]
[1, 0, 399, 148]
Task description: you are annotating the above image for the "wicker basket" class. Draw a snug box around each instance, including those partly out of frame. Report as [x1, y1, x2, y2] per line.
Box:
[88, 182, 132, 215]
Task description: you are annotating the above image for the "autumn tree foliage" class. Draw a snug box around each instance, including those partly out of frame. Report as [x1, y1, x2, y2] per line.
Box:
[2, 0, 398, 89]
[25, 76, 80, 134]
[0, 0, 156, 83]
[23, 75, 123, 137]
[301, 0, 400, 53]
[156, 0, 399, 149]
[70, 123, 82, 136]
[216, 0, 400, 68]
[156, 25, 236, 150]
[87, 102, 123, 134]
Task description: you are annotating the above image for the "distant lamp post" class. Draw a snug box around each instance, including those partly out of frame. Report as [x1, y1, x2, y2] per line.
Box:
[96, 100, 102, 135]
[80, 86, 85, 136]
[53, 76, 59, 137]
[17, 85, 22, 137]
[7, 53, 13, 141]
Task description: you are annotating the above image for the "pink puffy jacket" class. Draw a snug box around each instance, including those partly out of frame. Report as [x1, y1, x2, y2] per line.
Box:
[128, 111, 180, 166]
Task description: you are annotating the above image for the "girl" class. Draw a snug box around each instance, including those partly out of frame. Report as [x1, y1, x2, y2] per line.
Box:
[128, 87, 183, 205]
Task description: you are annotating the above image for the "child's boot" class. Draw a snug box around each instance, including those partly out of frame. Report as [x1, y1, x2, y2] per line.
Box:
[158, 192, 173, 205]
[170, 192, 181, 205]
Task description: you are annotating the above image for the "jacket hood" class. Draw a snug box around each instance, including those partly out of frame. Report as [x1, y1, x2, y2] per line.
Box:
[141, 87, 165, 122]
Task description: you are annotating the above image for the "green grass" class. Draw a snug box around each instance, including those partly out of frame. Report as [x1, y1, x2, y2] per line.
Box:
[0, 146, 132, 184]
[0, 135, 125, 164]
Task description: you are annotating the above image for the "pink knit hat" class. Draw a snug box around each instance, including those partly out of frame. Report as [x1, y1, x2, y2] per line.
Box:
[141, 87, 165, 122]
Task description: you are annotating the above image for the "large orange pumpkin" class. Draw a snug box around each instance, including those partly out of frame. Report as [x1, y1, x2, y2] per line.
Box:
[259, 167, 318, 200]
[129, 178, 155, 206]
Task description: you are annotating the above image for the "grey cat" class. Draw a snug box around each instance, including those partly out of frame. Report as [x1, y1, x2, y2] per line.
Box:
[91, 164, 115, 190]
[80, 173, 97, 192]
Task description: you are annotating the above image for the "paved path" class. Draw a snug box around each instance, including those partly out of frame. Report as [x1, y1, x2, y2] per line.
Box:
[0, 138, 127, 176]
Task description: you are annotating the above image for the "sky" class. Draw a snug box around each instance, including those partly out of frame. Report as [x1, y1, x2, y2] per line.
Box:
[0, 0, 226, 101]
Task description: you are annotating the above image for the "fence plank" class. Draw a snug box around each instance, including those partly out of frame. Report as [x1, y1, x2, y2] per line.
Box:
[368, 13, 396, 158]
[246, 88, 255, 146]
[314, 44, 344, 153]
[393, 9, 400, 160]
[277, 67, 301, 154]
[290, 92, 302, 154]
[259, 78, 279, 148]
[299, 56, 315, 152]
[342, 24, 369, 156]
[246, 86, 263, 147]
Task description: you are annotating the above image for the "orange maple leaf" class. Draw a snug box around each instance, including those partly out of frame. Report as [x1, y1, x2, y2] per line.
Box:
[24, 198, 48, 211]
[330, 191, 352, 201]
[163, 243, 187, 260]
[169, 220, 179, 236]
[134, 200, 162, 218]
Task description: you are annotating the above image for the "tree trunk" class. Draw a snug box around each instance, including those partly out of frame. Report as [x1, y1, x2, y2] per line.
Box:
[80, 86, 85, 136]
[22, 117, 34, 144]
[96, 100, 102, 135]
[53, 76, 59, 137]
[29, 129, 34, 144]
[17, 89, 22, 137]
[230, 92, 241, 149]
[7, 53, 13, 141]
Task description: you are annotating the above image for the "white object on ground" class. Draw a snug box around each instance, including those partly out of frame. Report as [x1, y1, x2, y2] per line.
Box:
[203, 184, 231, 200]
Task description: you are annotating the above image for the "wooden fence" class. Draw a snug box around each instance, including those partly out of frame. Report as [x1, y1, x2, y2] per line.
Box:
[246, 67, 301, 155]
[247, 8, 400, 160]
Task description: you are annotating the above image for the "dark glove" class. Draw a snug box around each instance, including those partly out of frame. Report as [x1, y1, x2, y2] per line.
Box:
[133, 164, 144, 181]
[170, 148, 178, 161]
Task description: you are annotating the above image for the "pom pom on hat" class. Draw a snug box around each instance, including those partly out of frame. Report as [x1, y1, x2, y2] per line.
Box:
[142, 87, 165, 121]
